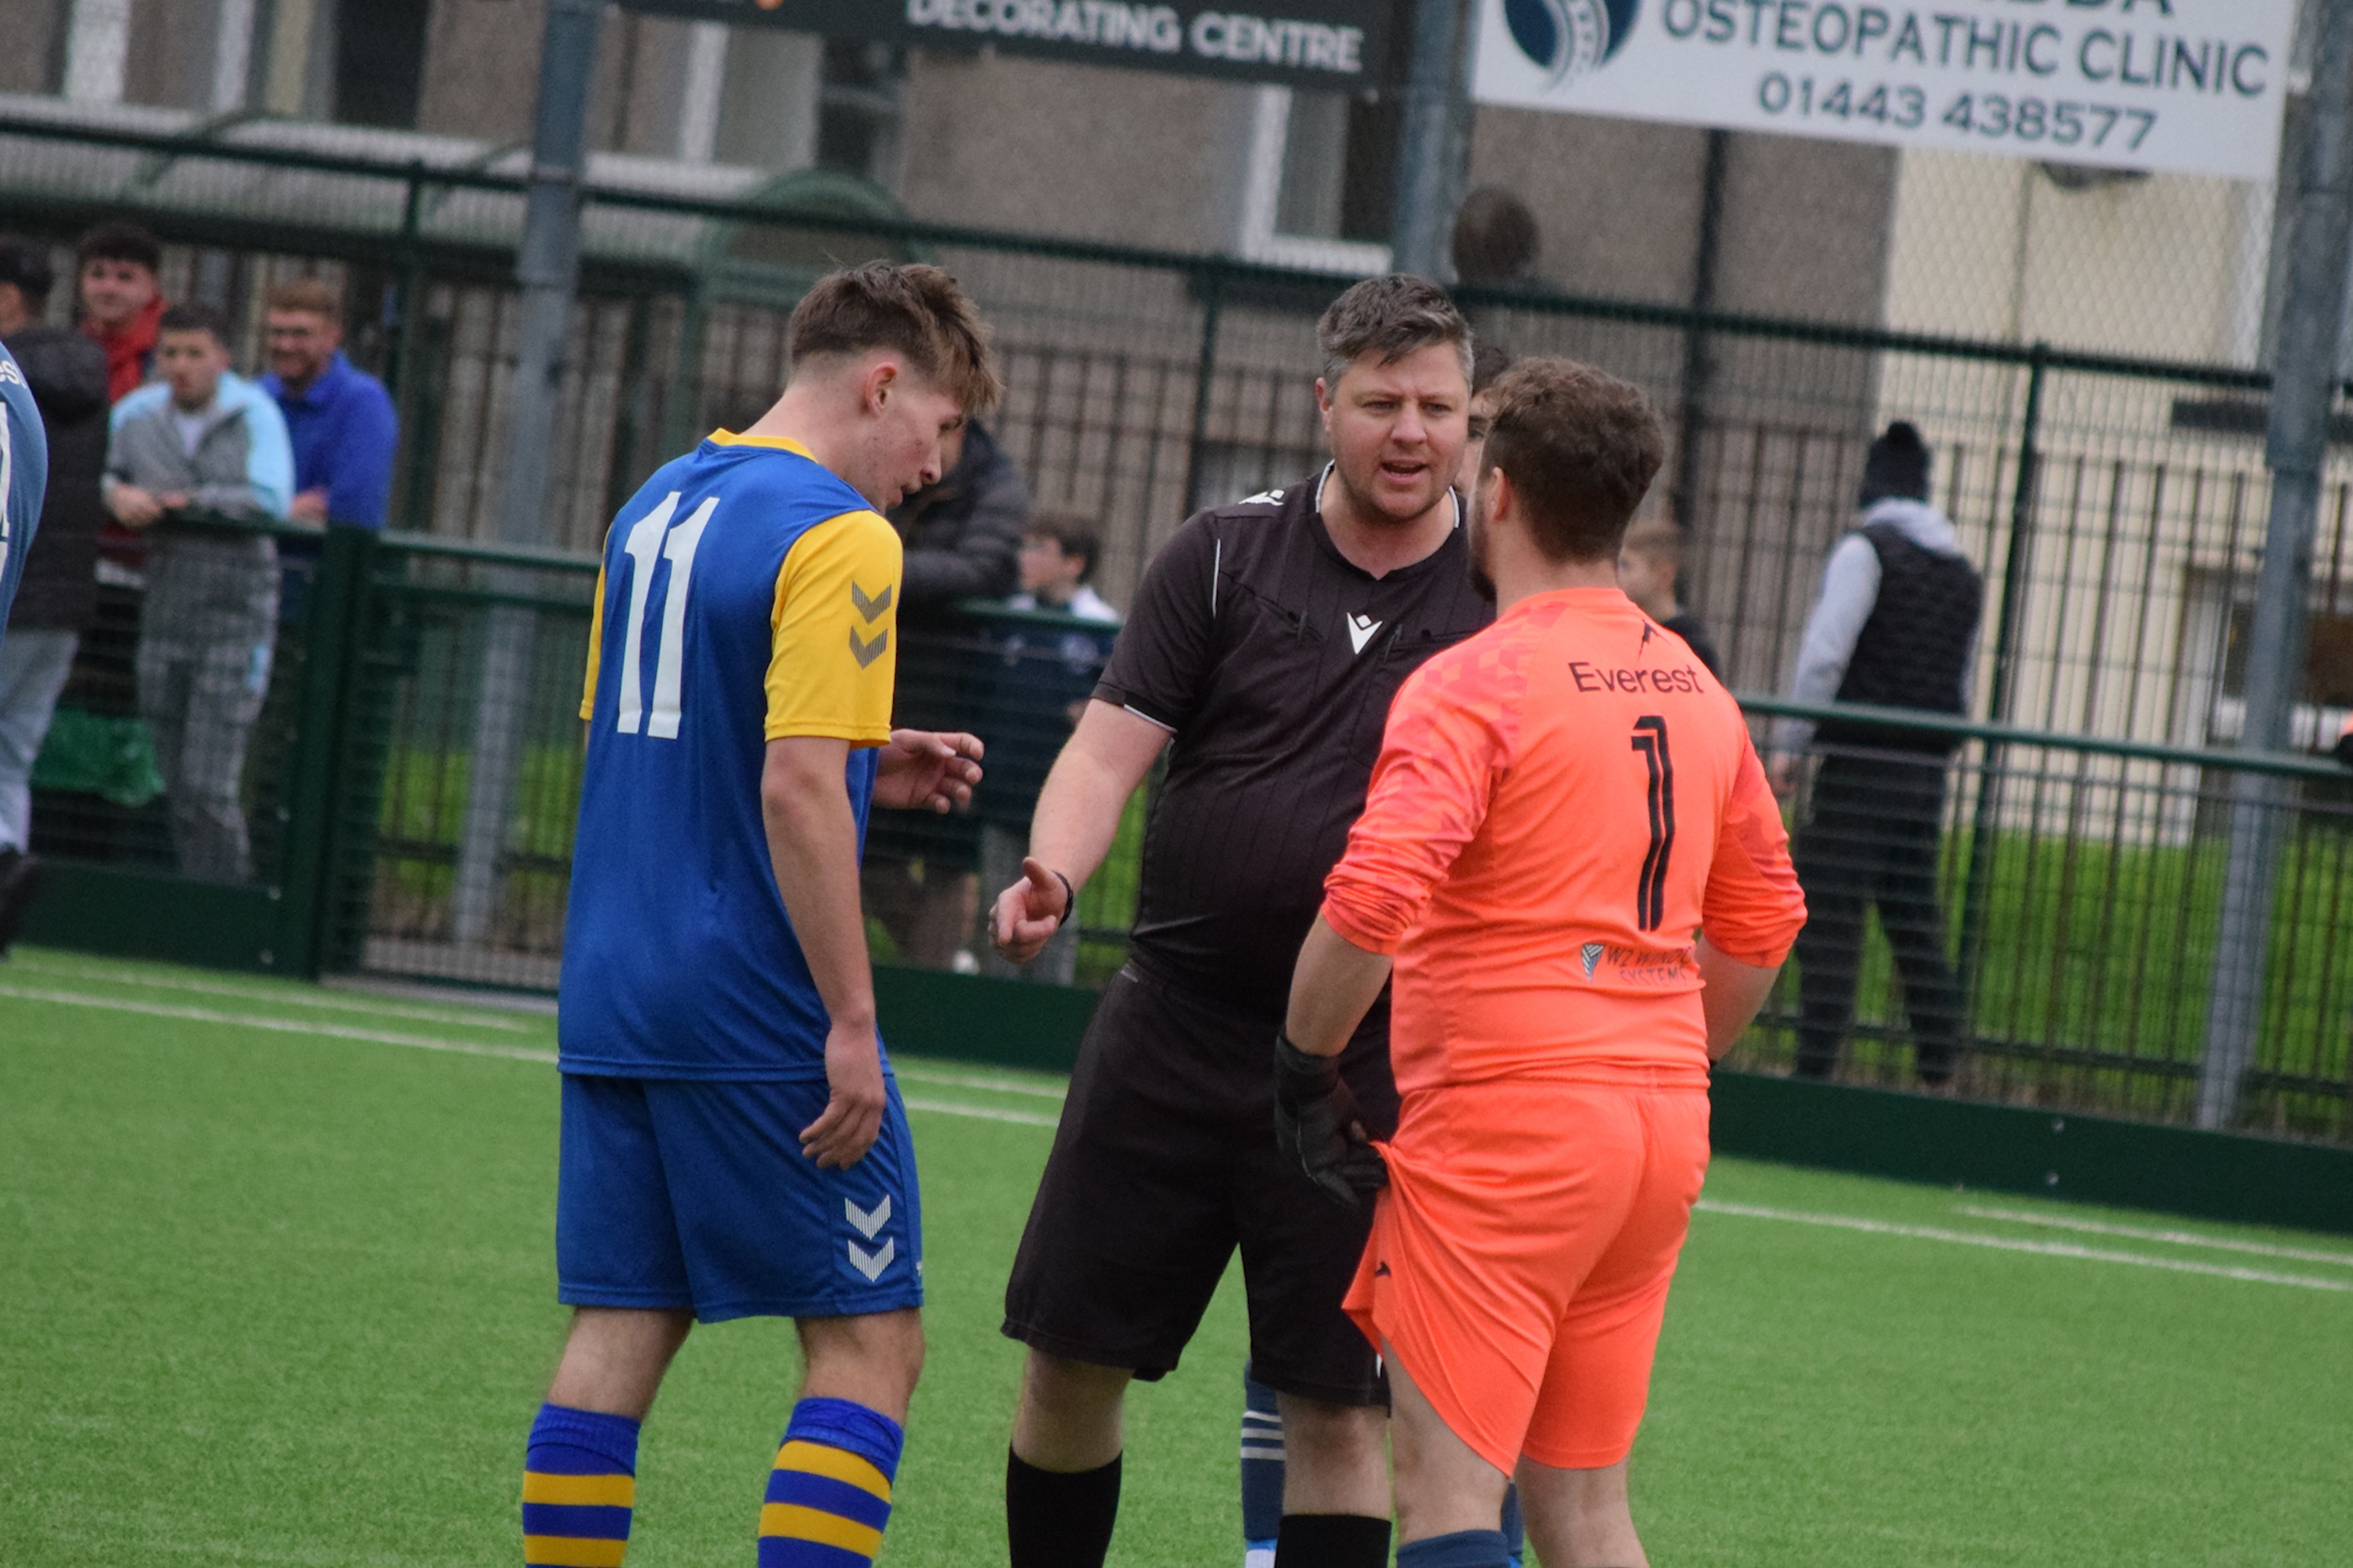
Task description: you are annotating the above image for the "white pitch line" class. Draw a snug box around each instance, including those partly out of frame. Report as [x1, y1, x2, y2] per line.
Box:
[8, 958, 541, 1032]
[0, 983, 1068, 1129]
[0, 984, 560, 1064]
[903, 1096, 1058, 1128]
[894, 1065, 1066, 1101]
[1957, 1205, 2353, 1269]
[1695, 1200, 2353, 1293]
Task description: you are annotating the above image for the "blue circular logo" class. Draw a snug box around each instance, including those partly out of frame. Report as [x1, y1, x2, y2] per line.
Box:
[1502, 0, 1639, 84]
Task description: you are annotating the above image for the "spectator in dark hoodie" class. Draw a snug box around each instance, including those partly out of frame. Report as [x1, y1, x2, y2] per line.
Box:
[864, 418, 1034, 968]
[0, 237, 107, 952]
[887, 417, 1028, 609]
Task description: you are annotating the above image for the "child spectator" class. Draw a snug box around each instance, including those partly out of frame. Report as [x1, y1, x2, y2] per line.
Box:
[103, 303, 293, 883]
[1010, 518, 1119, 623]
[1618, 515, 1723, 680]
[260, 279, 398, 528]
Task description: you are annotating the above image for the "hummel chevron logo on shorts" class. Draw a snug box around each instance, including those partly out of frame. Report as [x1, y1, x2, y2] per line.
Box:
[846, 1197, 894, 1281]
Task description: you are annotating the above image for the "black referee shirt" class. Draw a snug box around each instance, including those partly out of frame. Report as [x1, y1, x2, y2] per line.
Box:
[1094, 468, 1495, 1018]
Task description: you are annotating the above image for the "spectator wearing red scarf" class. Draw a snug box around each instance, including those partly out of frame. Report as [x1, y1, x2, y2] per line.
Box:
[75, 223, 167, 403]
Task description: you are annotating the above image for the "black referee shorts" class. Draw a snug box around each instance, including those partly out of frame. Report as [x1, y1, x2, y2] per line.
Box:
[1002, 961, 1400, 1406]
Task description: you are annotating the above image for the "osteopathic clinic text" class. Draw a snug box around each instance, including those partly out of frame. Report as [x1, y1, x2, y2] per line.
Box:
[1473, 0, 2297, 182]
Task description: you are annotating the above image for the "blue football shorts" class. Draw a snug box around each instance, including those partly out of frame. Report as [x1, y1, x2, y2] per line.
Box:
[555, 1072, 924, 1321]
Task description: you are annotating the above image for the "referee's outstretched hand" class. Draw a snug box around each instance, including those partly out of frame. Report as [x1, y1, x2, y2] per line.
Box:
[1273, 1032, 1388, 1211]
[991, 857, 1069, 964]
[801, 1019, 887, 1169]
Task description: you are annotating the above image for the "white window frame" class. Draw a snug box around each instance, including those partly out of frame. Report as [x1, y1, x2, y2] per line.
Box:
[1236, 86, 1392, 276]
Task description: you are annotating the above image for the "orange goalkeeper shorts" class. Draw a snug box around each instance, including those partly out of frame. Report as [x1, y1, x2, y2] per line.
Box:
[1343, 1070, 1710, 1474]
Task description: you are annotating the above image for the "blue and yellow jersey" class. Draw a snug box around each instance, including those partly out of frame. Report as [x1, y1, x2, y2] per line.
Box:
[558, 432, 902, 1080]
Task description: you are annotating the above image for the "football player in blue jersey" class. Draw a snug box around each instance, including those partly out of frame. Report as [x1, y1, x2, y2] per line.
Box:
[0, 338, 47, 646]
[520, 264, 999, 1568]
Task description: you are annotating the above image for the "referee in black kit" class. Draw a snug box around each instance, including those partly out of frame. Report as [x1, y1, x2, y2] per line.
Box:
[988, 275, 1492, 1568]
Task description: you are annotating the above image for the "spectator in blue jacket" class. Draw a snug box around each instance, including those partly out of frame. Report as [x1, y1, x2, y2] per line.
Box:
[259, 279, 396, 528]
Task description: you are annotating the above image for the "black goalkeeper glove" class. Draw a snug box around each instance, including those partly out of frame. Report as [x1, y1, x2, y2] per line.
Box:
[1273, 1030, 1388, 1211]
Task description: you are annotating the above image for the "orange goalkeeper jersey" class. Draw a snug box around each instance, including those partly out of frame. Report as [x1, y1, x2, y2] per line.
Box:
[1321, 586, 1805, 1094]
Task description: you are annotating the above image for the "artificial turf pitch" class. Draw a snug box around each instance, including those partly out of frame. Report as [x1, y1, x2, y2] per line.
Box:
[3, 950, 2348, 1567]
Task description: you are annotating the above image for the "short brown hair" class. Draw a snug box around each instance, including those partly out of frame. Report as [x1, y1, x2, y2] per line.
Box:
[1318, 273, 1473, 390]
[787, 263, 1000, 415]
[264, 278, 341, 324]
[1470, 342, 1513, 397]
[1483, 360, 1665, 563]
[1451, 188, 1541, 285]
[157, 301, 232, 346]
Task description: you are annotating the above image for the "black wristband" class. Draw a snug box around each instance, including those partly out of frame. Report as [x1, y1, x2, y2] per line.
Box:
[1052, 870, 1078, 928]
[1273, 1029, 1339, 1102]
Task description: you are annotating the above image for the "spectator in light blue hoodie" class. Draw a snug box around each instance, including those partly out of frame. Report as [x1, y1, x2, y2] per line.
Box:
[103, 302, 294, 883]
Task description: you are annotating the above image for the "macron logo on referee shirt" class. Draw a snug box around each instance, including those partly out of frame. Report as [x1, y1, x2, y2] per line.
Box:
[1346, 614, 1384, 655]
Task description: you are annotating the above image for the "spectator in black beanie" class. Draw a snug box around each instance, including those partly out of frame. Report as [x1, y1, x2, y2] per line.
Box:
[1770, 422, 1983, 1085]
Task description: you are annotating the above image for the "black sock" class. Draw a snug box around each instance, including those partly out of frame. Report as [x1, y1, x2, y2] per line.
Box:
[1274, 1512, 1392, 1568]
[1006, 1449, 1121, 1568]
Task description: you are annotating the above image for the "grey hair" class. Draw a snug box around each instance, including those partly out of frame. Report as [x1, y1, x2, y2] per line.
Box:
[1317, 273, 1476, 390]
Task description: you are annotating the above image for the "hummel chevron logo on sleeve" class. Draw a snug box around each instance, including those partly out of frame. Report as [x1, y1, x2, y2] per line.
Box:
[848, 1238, 896, 1281]
[850, 582, 892, 622]
[849, 628, 888, 667]
[845, 1196, 891, 1240]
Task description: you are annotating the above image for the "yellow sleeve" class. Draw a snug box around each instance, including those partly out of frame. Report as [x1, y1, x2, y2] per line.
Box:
[580, 563, 608, 721]
[766, 509, 902, 744]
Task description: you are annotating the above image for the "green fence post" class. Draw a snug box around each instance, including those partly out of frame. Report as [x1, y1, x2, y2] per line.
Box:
[384, 161, 426, 400]
[1180, 264, 1225, 514]
[1957, 343, 2048, 1022]
[272, 525, 376, 979]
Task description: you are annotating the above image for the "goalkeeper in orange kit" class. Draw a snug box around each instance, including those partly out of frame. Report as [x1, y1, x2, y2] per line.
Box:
[1274, 360, 1807, 1568]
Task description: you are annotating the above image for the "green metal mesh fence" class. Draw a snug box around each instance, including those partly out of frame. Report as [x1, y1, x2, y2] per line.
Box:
[5, 111, 2350, 1143]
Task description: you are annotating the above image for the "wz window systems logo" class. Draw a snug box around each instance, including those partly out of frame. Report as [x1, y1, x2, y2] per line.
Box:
[1502, 0, 1639, 85]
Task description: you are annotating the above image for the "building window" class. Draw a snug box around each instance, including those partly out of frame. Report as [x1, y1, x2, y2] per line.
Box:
[1239, 85, 1396, 273]
[334, 0, 430, 129]
[816, 40, 903, 187]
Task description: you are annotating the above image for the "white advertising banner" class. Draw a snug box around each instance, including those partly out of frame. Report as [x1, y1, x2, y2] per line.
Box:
[1472, 0, 2297, 182]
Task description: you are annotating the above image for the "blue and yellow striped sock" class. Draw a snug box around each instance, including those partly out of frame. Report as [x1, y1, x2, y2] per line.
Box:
[523, 1403, 640, 1568]
[758, 1397, 904, 1567]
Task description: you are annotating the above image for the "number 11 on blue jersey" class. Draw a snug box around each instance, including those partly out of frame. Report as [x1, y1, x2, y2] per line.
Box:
[615, 491, 716, 739]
